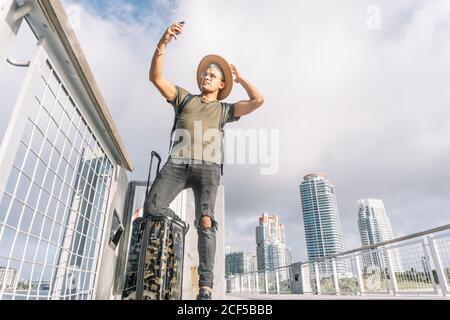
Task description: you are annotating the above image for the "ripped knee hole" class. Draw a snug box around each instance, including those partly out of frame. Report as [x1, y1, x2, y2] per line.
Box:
[201, 216, 213, 229]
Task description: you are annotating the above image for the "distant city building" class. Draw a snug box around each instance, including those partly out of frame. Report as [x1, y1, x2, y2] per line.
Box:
[0, 267, 17, 290]
[358, 199, 395, 245]
[299, 173, 345, 274]
[358, 199, 401, 272]
[225, 252, 257, 276]
[255, 214, 292, 272]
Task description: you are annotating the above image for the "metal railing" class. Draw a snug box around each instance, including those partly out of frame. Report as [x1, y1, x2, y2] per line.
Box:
[226, 224, 450, 297]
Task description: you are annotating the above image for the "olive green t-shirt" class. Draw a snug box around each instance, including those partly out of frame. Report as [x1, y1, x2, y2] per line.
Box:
[168, 86, 241, 165]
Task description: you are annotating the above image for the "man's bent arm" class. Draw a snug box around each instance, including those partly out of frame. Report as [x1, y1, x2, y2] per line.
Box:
[234, 76, 265, 117]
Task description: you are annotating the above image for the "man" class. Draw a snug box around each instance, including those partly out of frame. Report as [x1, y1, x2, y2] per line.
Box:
[145, 22, 264, 300]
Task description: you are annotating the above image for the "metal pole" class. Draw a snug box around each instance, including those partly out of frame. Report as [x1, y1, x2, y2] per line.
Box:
[428, 236, 449, 297]
[255, 272, 259, 293]
[354, 254, 365, 295]
[264, 270, 269, 294]
[385, 246, 399, 296]
[275, 269, 280, 294]
[332, 258, 340, 295]
[422, 241, 438, 295]
[314, 262, 321, 295]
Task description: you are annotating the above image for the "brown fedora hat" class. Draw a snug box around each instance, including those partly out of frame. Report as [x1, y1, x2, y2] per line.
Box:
[197, 54, 233, 101]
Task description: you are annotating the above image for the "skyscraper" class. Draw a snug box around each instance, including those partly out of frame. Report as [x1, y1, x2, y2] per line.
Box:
[299, 173, 345, 273]
[358, 199, 401, 271]
[255, 214, 292, 272]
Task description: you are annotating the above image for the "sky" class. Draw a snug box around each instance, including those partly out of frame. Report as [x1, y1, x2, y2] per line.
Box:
[8, 0, 450, 263]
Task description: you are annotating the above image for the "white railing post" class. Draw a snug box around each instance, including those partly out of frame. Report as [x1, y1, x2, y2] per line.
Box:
[264, 270, 269, 294]
[385, 246, 399, 296]
[428, 236, 449, 297]
[332, 258, 340, 295]
[255, 272, 259, 293]
[314, 262, 321, 295]
[288, 267, 293, 294]
[275, 269, 280, 294]
[230, 276, 234, 293]
[354, 254, 365, 295]
[247, 274, 252, 293]
[422, 241, 438, 295]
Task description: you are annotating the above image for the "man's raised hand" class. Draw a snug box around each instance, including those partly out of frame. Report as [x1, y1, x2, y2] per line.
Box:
[160, 22, 184, 45]
[230, 64, 242, 83]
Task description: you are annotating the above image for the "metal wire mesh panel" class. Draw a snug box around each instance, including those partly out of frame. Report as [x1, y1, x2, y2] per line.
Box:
[278, 267, 292, 294]
[225, 275, 239, 293]
[257, 271, 266, 294]
[241, 274, 249, 293]
[308, 262, 319, 294]
[336, 256, 359, 295]
[433, 234, 450, 288]
[317, 259, 337, 295]
[246, 273, 256, 293]
[390, 241, 436, 294]
[359, 249, 390, 294]
[0, 59, 113, 300]
[308, 260, 335, 294]
[267, 270, 277, 294]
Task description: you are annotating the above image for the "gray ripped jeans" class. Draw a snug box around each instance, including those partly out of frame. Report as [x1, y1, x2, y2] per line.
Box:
[143, 157, 221, 289]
